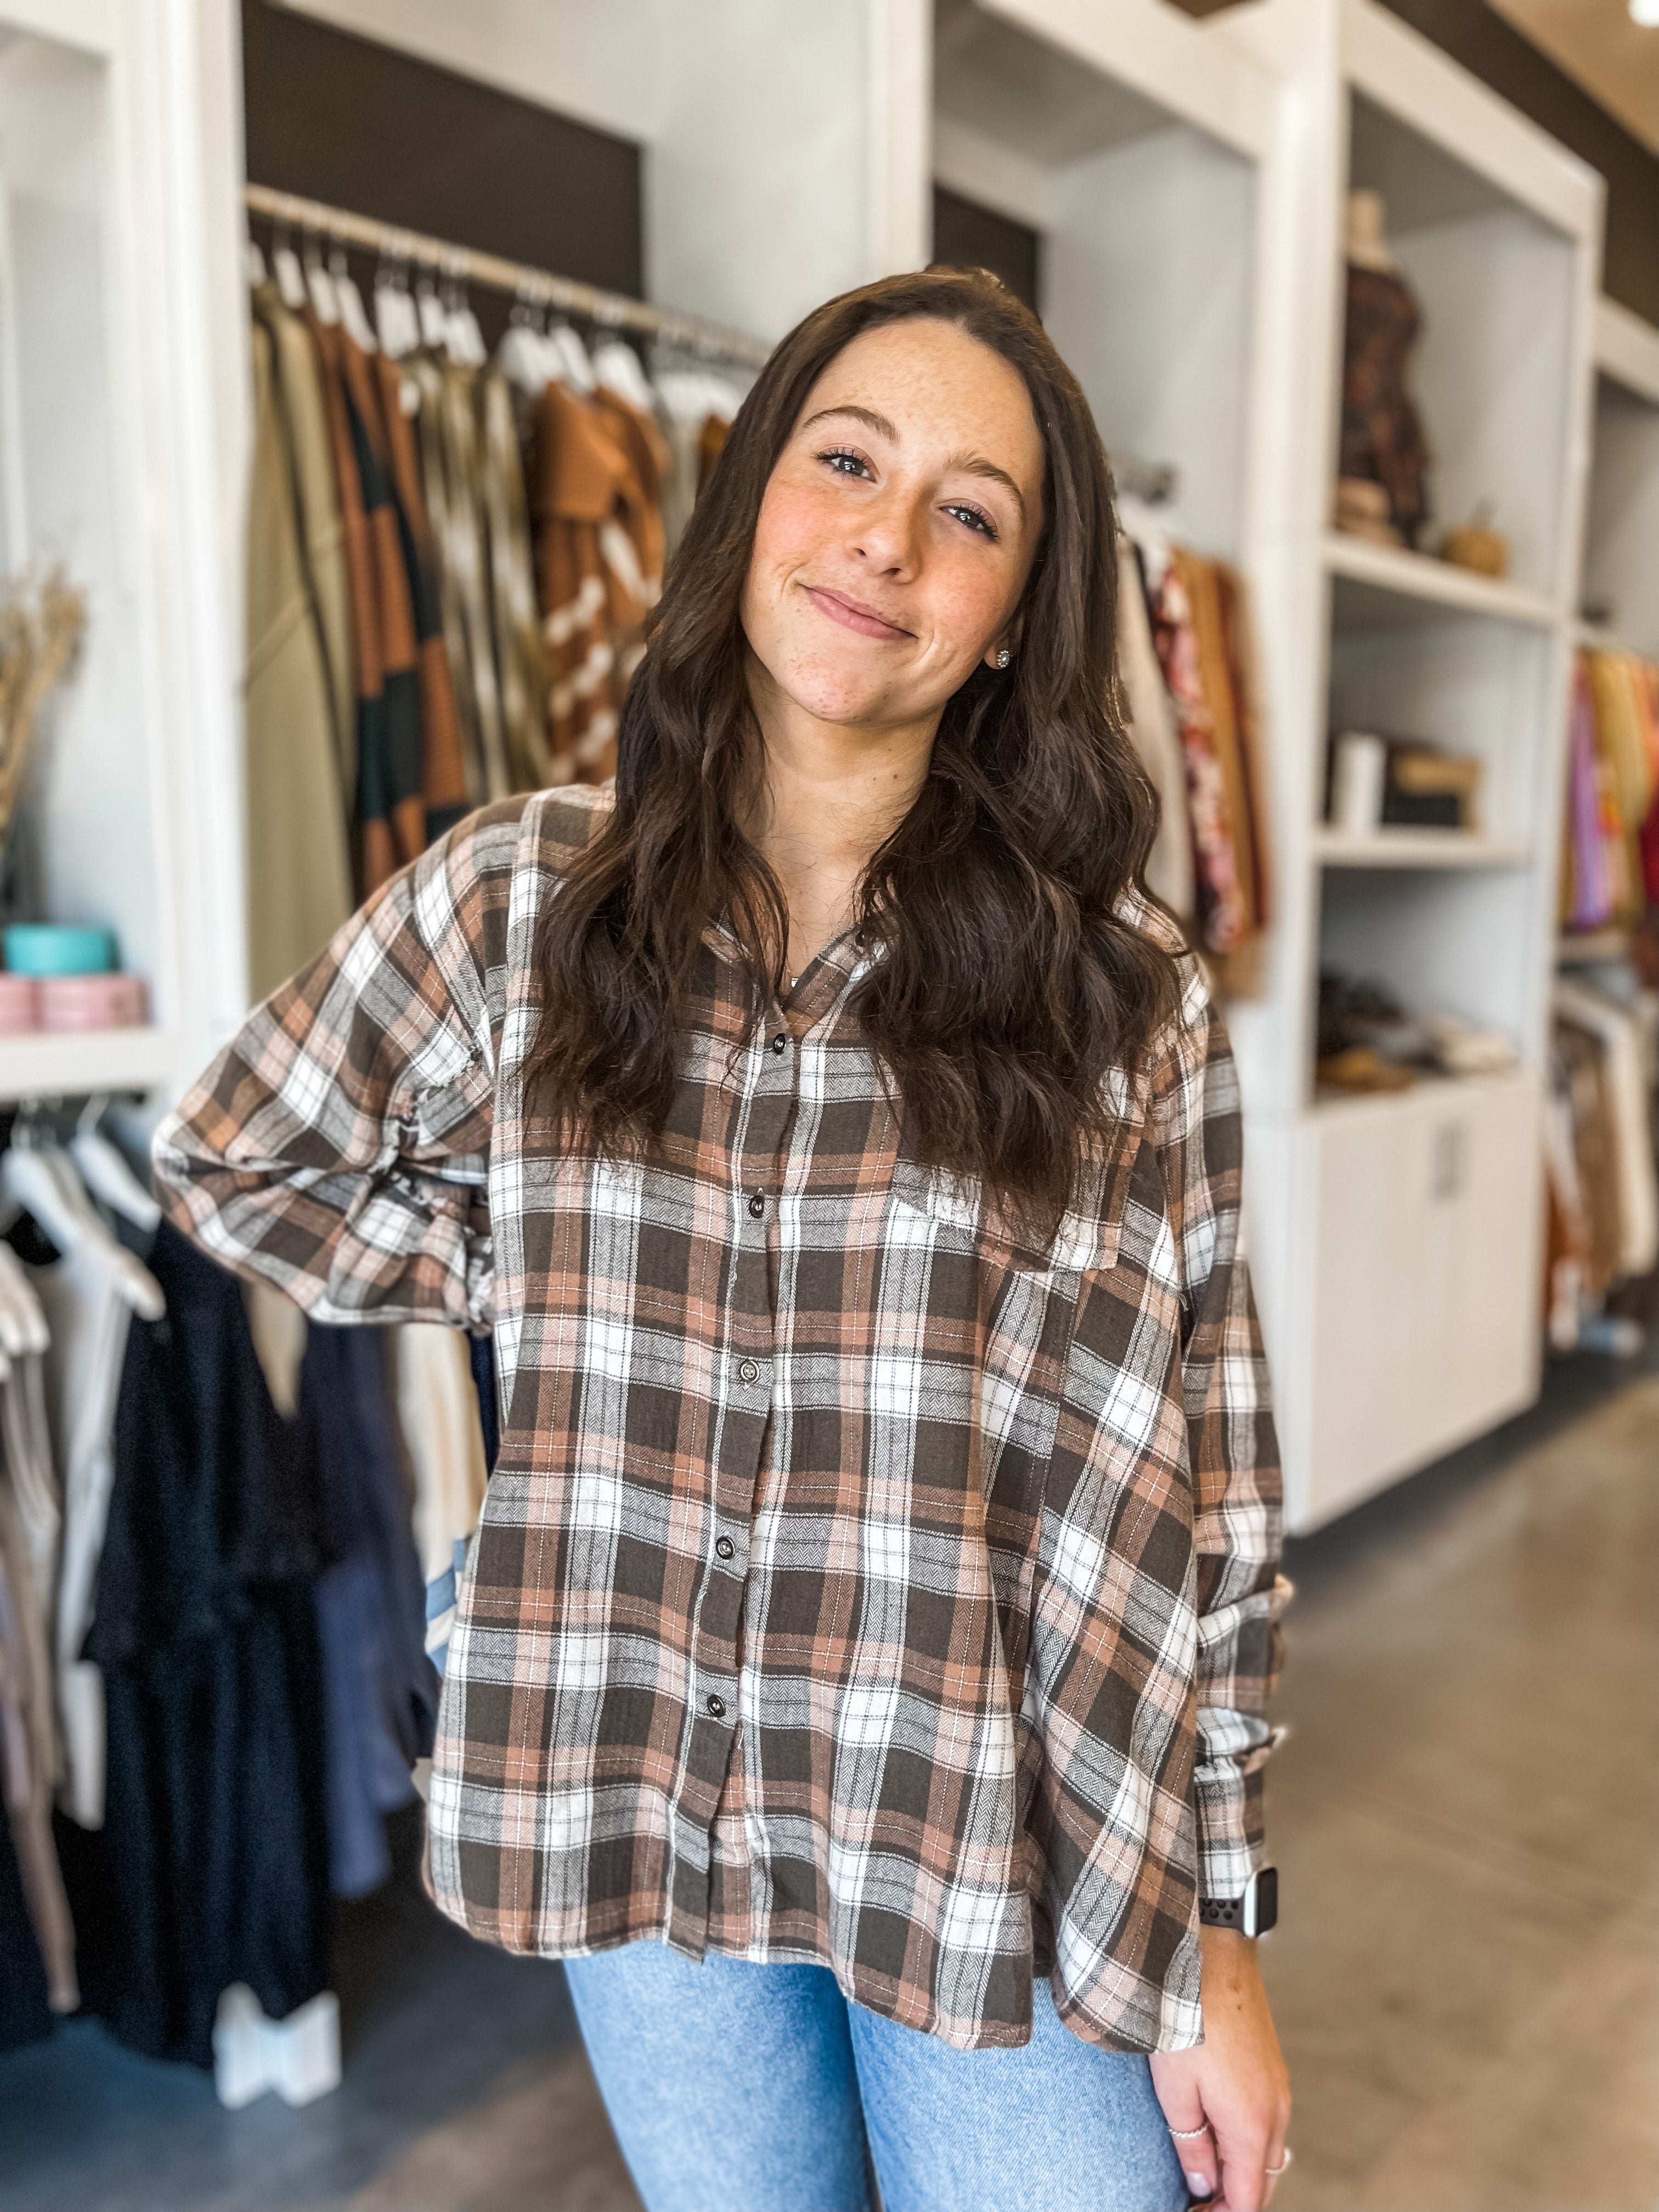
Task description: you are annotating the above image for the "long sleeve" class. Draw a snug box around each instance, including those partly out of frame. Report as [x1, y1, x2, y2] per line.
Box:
[1154, 961, 1289, 1900]
[154, 800, 532, 1331]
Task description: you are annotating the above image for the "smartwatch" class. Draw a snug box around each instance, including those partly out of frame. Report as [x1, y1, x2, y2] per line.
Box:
[1199, 1864, 1277, 1937]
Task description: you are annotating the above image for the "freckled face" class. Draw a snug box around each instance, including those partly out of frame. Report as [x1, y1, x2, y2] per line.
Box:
[739, 318, 1046, 732]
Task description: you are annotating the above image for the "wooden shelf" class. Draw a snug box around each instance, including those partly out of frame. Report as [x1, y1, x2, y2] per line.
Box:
[1324, 532, 1562, 629]
[0, 1025, 172, 1104]
[1314, 828, 1532, 870]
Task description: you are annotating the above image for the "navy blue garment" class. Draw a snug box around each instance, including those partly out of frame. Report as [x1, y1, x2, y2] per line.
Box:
[0, 1808, 51, 2052]
[300, 1326, 438, 1898]
[81, 1221, 329, 2069]
[469, 1331, 500, 1475]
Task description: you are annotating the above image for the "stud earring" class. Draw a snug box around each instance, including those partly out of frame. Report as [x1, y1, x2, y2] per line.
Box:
[996, 648, 1011, 669]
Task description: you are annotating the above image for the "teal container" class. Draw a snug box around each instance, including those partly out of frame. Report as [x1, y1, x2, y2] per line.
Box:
[3, 923, 116, 977]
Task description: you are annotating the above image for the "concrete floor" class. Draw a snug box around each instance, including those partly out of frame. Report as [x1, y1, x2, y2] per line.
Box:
[3, 1355, 1655, 2211]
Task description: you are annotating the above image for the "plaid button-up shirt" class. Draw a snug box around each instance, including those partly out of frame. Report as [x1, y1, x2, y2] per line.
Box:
[155, 786, 1288, 2053]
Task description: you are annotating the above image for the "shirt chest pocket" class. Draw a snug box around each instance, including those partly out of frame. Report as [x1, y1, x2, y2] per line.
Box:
[886, 1140, 1137, 1283]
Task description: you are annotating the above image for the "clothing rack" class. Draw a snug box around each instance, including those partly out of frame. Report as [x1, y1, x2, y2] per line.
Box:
[244, 183, 772, 367]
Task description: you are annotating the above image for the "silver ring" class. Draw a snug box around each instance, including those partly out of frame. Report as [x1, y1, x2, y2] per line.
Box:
[1167, 2123, 1210, 2140]
[1266, 2147, 1295, 2176]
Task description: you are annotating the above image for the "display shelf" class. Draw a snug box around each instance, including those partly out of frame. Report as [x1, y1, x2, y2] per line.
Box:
[932, 0, 1273, 562]
[1308, 1065, 1523, 1120]
[1325, 601, 1557, 853]
[1557, 927, 1630, 966]
[0, 4, 246, 1111]
[1323, 532, 1562, 629]
[1318, 863, 1536, 1054]
[1314, 829, 1531, 870]
[0, 1025, 173, 1105]
[1580, 297, 1659, 659]
[1338, 43, 1589, 606]
[1213, 0, 1598, 1529]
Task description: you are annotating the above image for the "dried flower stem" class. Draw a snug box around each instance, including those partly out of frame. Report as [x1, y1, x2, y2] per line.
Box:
[0, 567, 88, 864]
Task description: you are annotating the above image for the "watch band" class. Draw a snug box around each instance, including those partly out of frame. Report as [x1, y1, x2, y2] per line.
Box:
[1199, 1865, 1278, 1937]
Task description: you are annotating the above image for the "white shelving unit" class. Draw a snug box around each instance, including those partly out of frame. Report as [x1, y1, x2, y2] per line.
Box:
[0, 0, 246, 1109]
[932, 0, 1275, 565]
[1217, 0, 1602, 1530]
[1579, 295, 1659, 658]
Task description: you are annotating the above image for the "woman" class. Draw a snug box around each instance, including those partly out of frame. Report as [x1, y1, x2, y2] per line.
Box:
[157, 268, 1291, 2212]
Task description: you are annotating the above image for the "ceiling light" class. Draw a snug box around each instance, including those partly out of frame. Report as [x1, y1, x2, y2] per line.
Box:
[1631, 0, 1659, 25]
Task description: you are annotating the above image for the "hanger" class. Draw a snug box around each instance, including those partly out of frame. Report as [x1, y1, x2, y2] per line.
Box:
[496, 280, 546, 395]
[302, 225, 340, 326]
[0, 1120, 165, 1320]
[0, 1245, 50, 1374]
[271, 216, 308, 312]
[436, 256, 484, 369]
[246, 235, 268, 288]
[592, 324, 657, 415]
[70, 1097, 161, 1233]
[373, 233, 419, 360]
[331, 239, 379, 353]
[549, 317, 596, 394]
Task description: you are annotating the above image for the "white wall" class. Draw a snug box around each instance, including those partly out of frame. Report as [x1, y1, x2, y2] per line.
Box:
[268, 0, 663, 145]
[651, 0, 928, 341]
[268, 0, 932, 342]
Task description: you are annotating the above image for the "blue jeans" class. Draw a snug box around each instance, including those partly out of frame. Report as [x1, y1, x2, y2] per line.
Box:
[565, 1940, 1188, 2212]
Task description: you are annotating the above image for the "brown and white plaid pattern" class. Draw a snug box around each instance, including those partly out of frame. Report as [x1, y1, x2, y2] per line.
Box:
[154, 786, 1288, 2053]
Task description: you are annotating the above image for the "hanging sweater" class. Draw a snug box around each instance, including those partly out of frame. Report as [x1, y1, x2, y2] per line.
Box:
[530, 381, 664, 785]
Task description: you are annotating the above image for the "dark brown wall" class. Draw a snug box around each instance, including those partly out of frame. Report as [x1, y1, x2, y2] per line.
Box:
[1176, 0, 1658, 325]
[241, 0, 642, 317]
[931, 187, 1043, 316]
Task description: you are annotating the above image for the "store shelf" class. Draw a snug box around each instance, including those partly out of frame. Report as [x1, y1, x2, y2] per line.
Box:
[1310, 1062, 1530, 1122]
[1324, 532, 1562, 629]
[1314, 828, 1531, 870]
[1558, 928, 1630, 966]
[0, 1025, 172, 1104]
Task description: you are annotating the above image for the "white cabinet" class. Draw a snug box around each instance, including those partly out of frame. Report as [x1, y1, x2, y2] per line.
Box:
[1218, 0, 1599, 1526]
[1295, 1073, 1543, 1528]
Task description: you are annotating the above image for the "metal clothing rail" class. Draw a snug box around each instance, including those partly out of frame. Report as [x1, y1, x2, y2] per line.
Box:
[244, 183, 772, 366]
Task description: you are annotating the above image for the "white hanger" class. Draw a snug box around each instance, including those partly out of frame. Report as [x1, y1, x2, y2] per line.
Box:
[246, 237, 268, 288]
[0, 1140, 165, 1321]
[498, 322, 547, 396]
[303, 234, 339, 326]
[331, 247, 378, 353]
[374, 280, 419, 361]
[415, 276, 449, 352]
[593, 337, 656, 415]
[0, 1243, 49, 1367]
[70, 1099, 161, 1233]
[273, 240, 308, 313]
[550, 321, 596, 394]
[1115, 497, 1177, 582]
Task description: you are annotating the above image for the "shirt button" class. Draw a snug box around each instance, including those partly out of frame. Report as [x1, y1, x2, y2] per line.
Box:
[771, 1033, 788, 1054]
[747, 1191, 766, 1218]
[706, 1694, 726, 1719]
[737, 1358, 760, 1385]
[715, 1535, 735, 1561]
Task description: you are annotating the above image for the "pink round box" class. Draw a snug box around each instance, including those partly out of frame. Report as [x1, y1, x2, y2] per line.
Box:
[37, 973, 149, 1031]
[0, 974, 40, 1031]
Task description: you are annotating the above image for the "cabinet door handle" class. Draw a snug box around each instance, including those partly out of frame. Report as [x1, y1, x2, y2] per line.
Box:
[1431, 1122, 1465, 1201]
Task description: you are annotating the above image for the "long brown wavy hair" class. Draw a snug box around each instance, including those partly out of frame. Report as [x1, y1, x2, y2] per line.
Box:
[524, 266, 1180, 1240]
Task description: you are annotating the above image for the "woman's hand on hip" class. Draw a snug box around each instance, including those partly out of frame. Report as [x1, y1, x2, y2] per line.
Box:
[1148, 1927, 1292, 2210]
